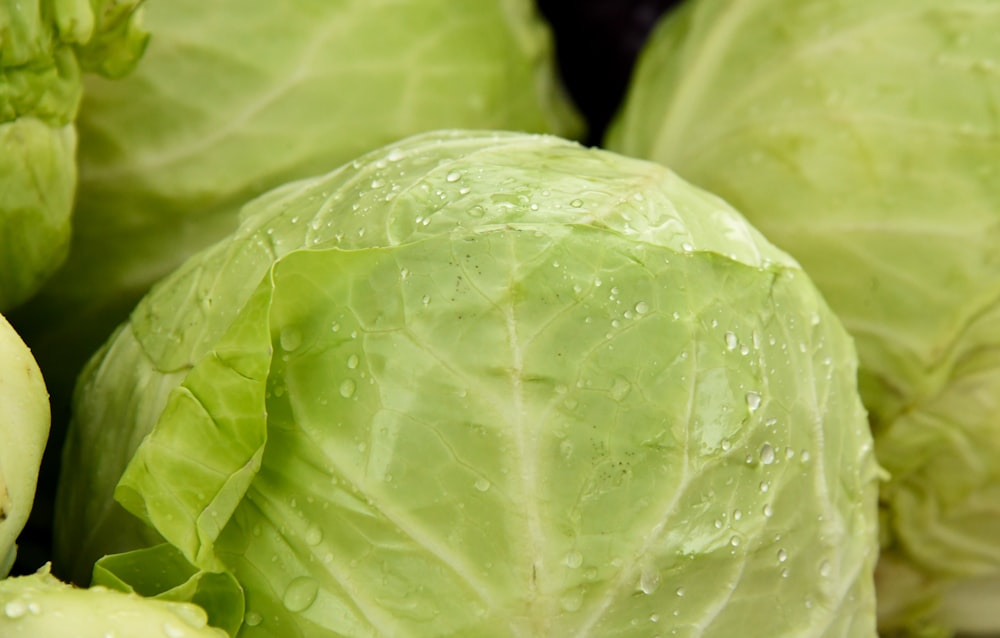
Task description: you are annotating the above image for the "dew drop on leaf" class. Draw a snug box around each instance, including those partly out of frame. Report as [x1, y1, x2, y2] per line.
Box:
[283, 577, 320, 613]
[339, 379, 356, 398]
[279, 327, 302, 352]
[638, 569, 660, 594]
[4, 601, 26, 619]
[560, 588, 584, 611]
[564, 551, 583, 568]
[305, 523, 324, 546]
[760, 443, 775, 465]
[724, 331, 739, 350]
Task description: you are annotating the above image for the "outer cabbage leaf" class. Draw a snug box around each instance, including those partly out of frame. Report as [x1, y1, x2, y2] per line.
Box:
[0, 0, 146, 310]
[57, 130, 880, 636]
[0, 312, 49, 576]
[606, 0, 1000, 634]
[0, 563, 228, 638]
[11, 0, 583, 403]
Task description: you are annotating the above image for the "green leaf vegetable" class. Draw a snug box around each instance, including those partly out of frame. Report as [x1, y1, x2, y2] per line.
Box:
[0, 312, 49, 577]
[0, 0, 147, 311]
[56, 130, 881, 636]
[605, 0, 1000, 634]
[11, 0, 583, 402]
[0, 563, 228, 638]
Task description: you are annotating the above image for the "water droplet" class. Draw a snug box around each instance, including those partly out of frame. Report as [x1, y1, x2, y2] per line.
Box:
[331, 322, 341, 332]
[800, 450, 811, 463]
[650, 613, 660, 623]
[760, 443, 775, 465]
[570, 198, 584, 208]
[244, 611, 263, 627]
[468, 205, 486, 217]
[370, 179, 385, 189]
[283, 577, 320, 613]
[675, 586, 685, 597]
[474, 478, 491, 492]
[387, 148, 405, 162]
[745, 391, 762, 411]
[729, 535, 741, 547]
[777, 549, 788, 563]
[305, 523, 324, 546]
[446, 171, 461, 183]
[4, 601, 26, 619]
[339, 379, 356, 398]
[681, 242, 694, 252]
[280, 327, 302, 352]
[733, 509, 743, 521]
[638, 569, 660, 594]
[759, 481, 770, 493]
[762, 503, 773, 518]
[724, 332, 738, 350]
[422, 295, 431, 306]
[634, 301, 650, 315]
[564, 551, 583, 568]
[560, 589, 584, 611]
[346, 354, 359, 369]
[819, 560, 832, 577]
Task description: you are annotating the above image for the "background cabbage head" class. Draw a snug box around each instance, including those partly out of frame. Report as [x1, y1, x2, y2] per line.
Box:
[0, 312, 49, 576]
[0, 0, 146, 311]
[606, 0, 1000, 633]
[11, 0, 583, 405]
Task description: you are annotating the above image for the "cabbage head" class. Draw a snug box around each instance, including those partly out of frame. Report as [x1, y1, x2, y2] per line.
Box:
[0, 564, 228, 638]
[0, 0, 146, 311]
[12, 0, 582, 400]
[606, 0, 1000, 633]
[56, 130, 880, 636]
[0, 312, 49, 576]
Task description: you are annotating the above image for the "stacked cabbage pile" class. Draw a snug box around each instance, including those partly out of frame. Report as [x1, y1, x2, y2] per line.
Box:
[0, 0, 996, 636]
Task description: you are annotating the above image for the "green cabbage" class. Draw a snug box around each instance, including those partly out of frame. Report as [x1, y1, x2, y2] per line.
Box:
[12, 0, 582, 401]
[0, 312, 49, 576]
[0, 0, 147, 311]
[606, 0, 1000, 633]
[0, 564, 228, 638]
[56, 130, 880, 636]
